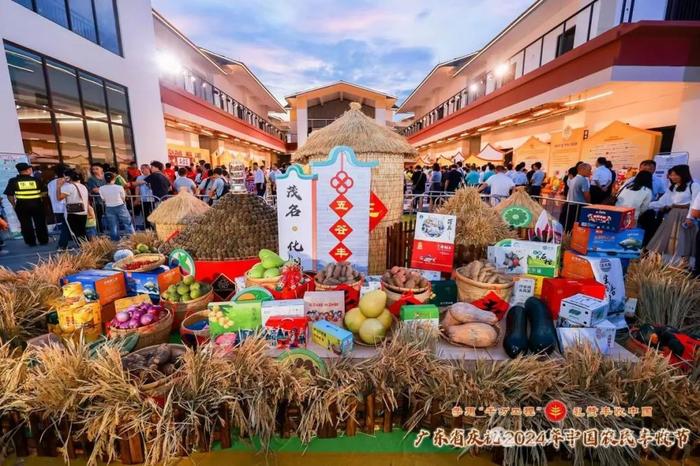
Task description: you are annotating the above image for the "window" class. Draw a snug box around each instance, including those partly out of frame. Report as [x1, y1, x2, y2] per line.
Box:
[4, 42, 135, 173]
[556, 26, 576, 57]
[13, 0, 122, 55]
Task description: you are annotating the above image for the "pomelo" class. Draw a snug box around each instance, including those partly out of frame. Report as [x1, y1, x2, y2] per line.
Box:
[344, 307, 366, 333]
[359, 318, 386, 344]
[358, 290, 387, 318]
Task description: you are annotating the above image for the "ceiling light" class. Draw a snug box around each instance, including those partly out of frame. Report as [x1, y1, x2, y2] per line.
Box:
[459, 132, 470, 137]
[469, 83, 479, 92]
[477, 126, 492, 132]
[155, 51, 181, 74]
[494, 63, 510, 77]
[532, 108, 553, 117]
[446, 137, 456, 141]
[564, 90, 614, 106]
[499, 118, 515, 125]
[516, 117, 533, 124]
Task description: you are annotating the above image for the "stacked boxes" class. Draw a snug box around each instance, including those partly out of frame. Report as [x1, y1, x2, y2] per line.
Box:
[540, 278, 606, 319]
[487, 240, 561, 278]
[557, 293, 616, 354]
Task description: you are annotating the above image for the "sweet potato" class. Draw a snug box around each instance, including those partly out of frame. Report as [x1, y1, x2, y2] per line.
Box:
[441, 309, 461, 328]
[446, 322, 498, 347]
[448, 302, 498, 324]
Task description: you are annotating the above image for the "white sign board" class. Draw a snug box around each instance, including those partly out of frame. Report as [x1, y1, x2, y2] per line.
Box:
[0, 153, 29, 233]
[654, 152, 689, 192]
[311, 146, 377, 273]
[276, 165, 317, 270]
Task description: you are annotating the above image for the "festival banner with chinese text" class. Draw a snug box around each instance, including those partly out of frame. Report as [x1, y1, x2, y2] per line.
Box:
[276, 165, 317, 270]
[311, 146, 377, 273]
[549, 127, 584, 177]
[410, 212, 457, 273]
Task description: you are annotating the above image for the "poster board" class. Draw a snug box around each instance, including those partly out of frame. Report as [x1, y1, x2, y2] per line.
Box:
[549, 127, 584, 177]
[513, 136, 550, 172]
[0, 152, 30, 233]
[654, 152, 689, 192]
[167, 144, 211, 167]
[581, 121, 662, 170]
[276, 165, 317, 270]
[311, 146, 377, 273]
[410, 212, 457, 273]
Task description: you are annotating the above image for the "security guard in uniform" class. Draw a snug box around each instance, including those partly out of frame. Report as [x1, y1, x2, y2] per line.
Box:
[3, 162, 48, 246]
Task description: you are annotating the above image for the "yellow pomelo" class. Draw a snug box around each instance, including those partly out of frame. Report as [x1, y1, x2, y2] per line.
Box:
[359, 290, 387, 318]
[376, 309, 393, 330]
[344, 307, 366, 333]
[359, 318, 386, 344]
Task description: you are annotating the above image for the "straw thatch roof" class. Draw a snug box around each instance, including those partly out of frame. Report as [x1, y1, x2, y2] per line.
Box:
[293, 102, 417, 162]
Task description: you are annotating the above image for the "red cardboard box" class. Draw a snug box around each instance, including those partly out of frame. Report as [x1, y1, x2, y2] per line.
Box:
[540, 277, 606, 319]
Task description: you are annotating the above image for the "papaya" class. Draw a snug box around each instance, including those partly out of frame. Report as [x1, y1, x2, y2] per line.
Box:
[503, 305, 528, 358]
[524, 297, 558, 355]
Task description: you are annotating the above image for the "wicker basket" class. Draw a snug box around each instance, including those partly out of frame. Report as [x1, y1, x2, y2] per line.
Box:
[160, 287, 213, 327]
[154, 223, 187, 242]
[179, 310, 210, 349]
[108, 308, 173, 350]
[455, 267, 513, 303]
[113, 253, 166, 273]
[244, 272, 280, 289]
[123, 344, 186, 395]
[314, 276, 364, 309]
[381, 280, 432, 312]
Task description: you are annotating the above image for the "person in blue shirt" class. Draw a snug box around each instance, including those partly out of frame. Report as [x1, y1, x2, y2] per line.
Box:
[529, 162, 546, 196]
[512, 163, 529, 187]
[481, 163, 495, 183]
[465, 167, 481, 186]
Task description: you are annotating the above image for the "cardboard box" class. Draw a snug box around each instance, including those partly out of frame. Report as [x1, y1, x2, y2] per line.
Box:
[360, 275, 383, 297]
[570, 223, 643, 258]
[559, 294, 608, 327]
[261, 299, 305, 326]
[263, 316, 308, 349]
[124, 266, 181, 297]
[311, 320, 353, 355]
[514, 274, 545, 297]
[400, 304, 439, 331]
[304, 291, 345, 326]
[540, 278, 606, 319]
[62, 269, 126, 305]
[557, 319, 617, 354]
[561, 251, 626, 314]
[578, 205, 636, 232]
[428, 280, 457, 307]
[488, 239, 561, 277]
[208, 301, 262, 338]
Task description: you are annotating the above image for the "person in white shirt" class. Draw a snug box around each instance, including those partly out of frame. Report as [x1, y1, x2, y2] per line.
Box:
[269, 164, 282, 195]
[99, 172, 134, 241]
[615, 171, 652, 220]
[590, 157, 613, 203]
[253, 162, 266, 196]
[47, 164, 70, 249]
[647, 165, 699, 262]
[479, 165, 514, 206]
[56, 169, 89, 245]
[504, 163, 516, 180]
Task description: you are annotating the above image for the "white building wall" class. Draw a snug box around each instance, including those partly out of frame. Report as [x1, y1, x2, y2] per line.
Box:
[672, 85, 700, 179]
[296, 106, 308, 146]
[0, 0, 167, 163]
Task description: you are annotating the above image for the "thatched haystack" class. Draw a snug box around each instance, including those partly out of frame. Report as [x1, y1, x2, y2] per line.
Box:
[293, 102, 417, 273]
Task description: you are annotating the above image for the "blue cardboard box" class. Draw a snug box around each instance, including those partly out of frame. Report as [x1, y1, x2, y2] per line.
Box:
[124, 266, 181, 297]
[571, 223, 644, 258]
[61, 269, 126, 305]
[577, 205, 636, 232]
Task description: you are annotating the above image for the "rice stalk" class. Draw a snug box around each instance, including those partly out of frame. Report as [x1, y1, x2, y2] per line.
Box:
[146, 191, 210, 225]
[0, 342, 29, 462]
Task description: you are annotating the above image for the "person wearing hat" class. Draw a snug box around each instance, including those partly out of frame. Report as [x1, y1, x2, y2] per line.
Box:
[3, 162, 49, 246]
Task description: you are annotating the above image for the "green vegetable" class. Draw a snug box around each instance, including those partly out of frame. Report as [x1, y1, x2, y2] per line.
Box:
[525, 297, 558, 355]
[503, 305, 528, 358]
[263, 267, 281, 278]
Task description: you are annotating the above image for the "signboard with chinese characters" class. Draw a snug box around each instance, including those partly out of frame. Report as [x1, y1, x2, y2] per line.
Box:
[276, 165, 317, 270]
[411, 212, 457, 273]
[513, 136, 550, 173]
[581, 121, 661, 170]
[369, 192, 388, 232]
[311, 146, 377, 273]
[549, 127, 584, 177]
[167, 144, 211, 166]
[654, 152, 689, 192]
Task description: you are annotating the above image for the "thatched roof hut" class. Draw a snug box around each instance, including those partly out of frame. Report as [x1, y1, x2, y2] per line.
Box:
[293, 102, 417, 273]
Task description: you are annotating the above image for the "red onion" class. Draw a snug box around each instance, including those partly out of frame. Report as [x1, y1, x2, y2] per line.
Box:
[146, 308, 160, 316]
[118, 322, 130, 330]
[140, 314, 154, 326]
[127, 318, 140, 329]
[115, 311, 130, 323]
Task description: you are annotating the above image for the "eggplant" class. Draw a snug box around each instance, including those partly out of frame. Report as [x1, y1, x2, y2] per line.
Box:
[503, 305, 528, 358]
[524, 297, 558, 355]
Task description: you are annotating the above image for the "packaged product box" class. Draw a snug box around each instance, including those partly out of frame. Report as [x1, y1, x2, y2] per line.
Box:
[399, 304, 439, 331]
[557, 319, 617, 354]
[428, 280, 458, 307]
[304, 291, 345, 326]
[570, 223, 644, 258]
[488, 240, 560, 277]
[51, 297, 102, 342]
[360, 275, 383, 297]
[540, 278, 606, 319]
[559, 294, 609, 327]
[208, 301, 262, 338]
[261, 299, 305, 326]
[124, 266, 181, 298]
[577, 205, 636, 232]
[514, 274, 545, 297]
[561, 251, 625, 314]
[62, 269, 126, 305]
[263, 316, 308, 349]
[311, 320, 353, 356]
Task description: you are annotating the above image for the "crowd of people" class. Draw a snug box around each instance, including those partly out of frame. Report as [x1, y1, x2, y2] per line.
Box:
[1, 158, 288, 252]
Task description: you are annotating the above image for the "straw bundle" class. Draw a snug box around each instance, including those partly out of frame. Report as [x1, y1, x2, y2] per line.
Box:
[0, 342, 28, 461]
[494, 188, 546, 229]
[147, 191, 210, 225]
[293, 102, 417, 274]
[117, 231, 162, 253]
[626, 252, 700, 332]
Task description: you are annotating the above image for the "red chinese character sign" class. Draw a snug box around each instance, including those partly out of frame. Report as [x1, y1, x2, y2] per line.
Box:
[276, 165, 317, 270]
[369, 192, 388, 231]
[311, 146, 377, 273]
[410, 212, 457, 273]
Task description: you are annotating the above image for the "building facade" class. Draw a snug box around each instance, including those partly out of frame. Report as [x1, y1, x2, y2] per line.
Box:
[398, 0, 700, 176]
[0, 0, 167, 174]
[285, 81, 397, 147]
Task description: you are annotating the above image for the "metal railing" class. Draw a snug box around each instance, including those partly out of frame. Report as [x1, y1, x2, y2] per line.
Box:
[401, 0, 618, 137]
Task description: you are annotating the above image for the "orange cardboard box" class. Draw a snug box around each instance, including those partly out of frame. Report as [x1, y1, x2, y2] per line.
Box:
[561, 250, 597, 280]
[61, 270, 127, 306]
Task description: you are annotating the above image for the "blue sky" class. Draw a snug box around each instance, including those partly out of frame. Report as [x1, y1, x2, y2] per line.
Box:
[151, 0, 533, 106]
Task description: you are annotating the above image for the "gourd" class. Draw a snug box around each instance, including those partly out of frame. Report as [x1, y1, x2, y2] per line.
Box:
[525, 297, 558, 354]
[446, 322, 499, 347]
[448, 302, 499, 325]
[503, 305, 528, 358]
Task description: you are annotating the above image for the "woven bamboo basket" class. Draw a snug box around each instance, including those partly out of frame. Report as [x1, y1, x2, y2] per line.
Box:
[113, 253, 166, 273]
[244, 273, 280, 289]
[108, 308, 173, 350]
[381, 280, 432, 311]
[455, 267, 513, 302]
[160, 287, 213, 327]
[179, 310, 210, 349]
[123, 344, 186, 395]
[293, 102, 417, 274]
[314, 276, 363, 309]
[154, 222, 187, 242]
